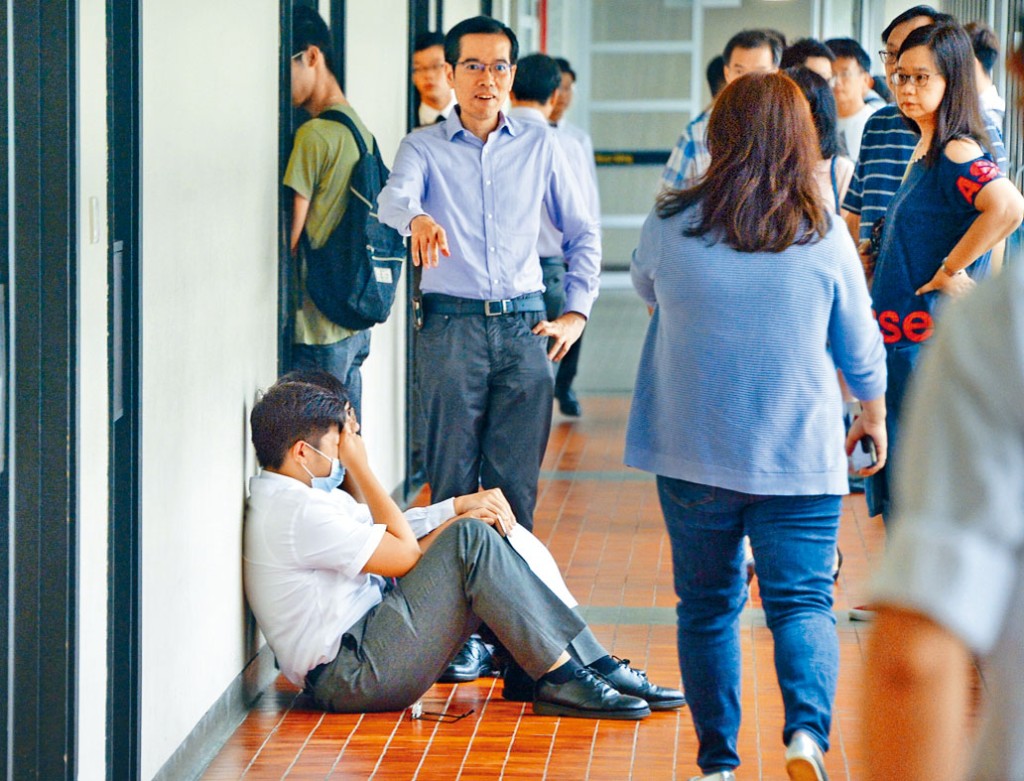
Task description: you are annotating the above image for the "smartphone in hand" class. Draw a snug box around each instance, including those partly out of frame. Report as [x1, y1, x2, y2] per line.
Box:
[849, 436, 878, 472]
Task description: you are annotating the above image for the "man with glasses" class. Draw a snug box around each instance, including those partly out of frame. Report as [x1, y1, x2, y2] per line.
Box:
[825, 38, 881, 161]
[842, 8, 1007, 257]
[378, 15, 600, 536]
[284, 6, 375, 422]
[412, 31, 456, 127]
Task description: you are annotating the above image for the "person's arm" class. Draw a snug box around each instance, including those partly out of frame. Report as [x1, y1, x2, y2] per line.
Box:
[917, 145, 1024, 297]
[864, 606, 972, 781]
[841, 208, 860, 246]
[376, 138, 447, 267]
[290, 192, 310, 255]
[533, 139, 600, 361]
[340, 416, 421, 577]
[418, 488, 517, 551]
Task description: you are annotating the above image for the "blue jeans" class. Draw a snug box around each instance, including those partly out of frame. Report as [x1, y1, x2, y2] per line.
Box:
[656, 477, 841, 774]
[291, 329, 371, 422]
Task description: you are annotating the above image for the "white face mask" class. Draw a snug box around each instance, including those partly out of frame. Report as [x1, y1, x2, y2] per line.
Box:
[300, 442, 345, 492]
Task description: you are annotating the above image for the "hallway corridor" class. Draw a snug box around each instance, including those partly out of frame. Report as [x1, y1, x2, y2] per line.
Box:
[202, 290, 886, 781]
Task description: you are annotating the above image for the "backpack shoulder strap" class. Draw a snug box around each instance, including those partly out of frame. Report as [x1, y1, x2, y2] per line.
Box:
[317, 109, 370, 157]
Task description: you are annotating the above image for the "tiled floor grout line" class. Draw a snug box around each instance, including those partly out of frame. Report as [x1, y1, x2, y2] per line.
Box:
[238, 691, 302, 779]
[583, 718, 601, 779]
[412, 682, 461, 781]
[324, 712, 364, 779]
[496, 697, 527, 780]
[447, 677, 497, 781]
[539, 716, 560, 780]
[366, 711, 407, 780]
[280, 710, 326, 779]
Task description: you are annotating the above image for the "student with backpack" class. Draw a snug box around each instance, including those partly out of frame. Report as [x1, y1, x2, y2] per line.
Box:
[285, 6, 402, 422]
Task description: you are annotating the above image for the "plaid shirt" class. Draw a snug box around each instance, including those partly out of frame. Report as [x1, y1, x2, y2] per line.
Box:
[661, 108, 711, 190]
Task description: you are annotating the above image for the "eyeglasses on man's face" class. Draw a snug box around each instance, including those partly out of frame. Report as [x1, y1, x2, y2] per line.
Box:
[891, 70, 941, 87]
[878, 49, 898, 66]
[412, 63, 446, 75]
[456, 60, 512, 76]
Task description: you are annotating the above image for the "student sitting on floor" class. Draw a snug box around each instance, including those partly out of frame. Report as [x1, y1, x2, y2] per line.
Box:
[243, 377, 685, 719]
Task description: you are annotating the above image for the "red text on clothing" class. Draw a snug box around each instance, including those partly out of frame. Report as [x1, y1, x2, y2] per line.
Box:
[873, 309, 934, 344]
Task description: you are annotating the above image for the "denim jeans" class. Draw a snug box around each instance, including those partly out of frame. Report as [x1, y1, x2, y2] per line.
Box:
[291, 329, 371, 422]
[656, 476, 841, 774]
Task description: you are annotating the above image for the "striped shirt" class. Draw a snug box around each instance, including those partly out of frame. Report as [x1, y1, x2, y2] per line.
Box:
[843, 103, 1008, 243]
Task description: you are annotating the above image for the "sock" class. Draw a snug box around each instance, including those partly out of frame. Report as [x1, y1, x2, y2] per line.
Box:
[540, 658, 582, 685]
[588, 655, 619, 676]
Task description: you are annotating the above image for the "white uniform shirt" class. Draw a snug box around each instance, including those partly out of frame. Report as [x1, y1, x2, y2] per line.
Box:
[244, 471, 454, 686]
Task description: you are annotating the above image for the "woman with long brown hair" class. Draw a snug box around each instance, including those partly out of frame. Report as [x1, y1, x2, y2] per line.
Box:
[626, 72, 887, 781]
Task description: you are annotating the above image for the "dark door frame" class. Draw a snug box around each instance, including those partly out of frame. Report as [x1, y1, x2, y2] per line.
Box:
[5, 0, 79, 778]
[106, 0, 142, 777]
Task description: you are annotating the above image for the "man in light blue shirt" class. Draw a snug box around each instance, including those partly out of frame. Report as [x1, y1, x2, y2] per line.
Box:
[378, 16, 601, 532]
[509, 54, 601, 418]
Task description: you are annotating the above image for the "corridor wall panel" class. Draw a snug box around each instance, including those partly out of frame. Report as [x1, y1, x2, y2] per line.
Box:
[138, 1, 279, 776]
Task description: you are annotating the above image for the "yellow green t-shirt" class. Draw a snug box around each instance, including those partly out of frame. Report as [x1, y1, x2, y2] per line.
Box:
[284, 103, 373, 345]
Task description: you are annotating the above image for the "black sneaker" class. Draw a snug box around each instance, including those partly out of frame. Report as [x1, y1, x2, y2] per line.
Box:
[533, 667, 650, 720]
[592, 657, 686, 710]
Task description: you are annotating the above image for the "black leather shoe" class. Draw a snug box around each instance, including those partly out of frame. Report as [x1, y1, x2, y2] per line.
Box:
[533, 667, 651, 720]
[438, 637, 494, 683]
[501, 659, 536, 702]
[555, 388, 582, 417]
[593, 657, 686, 710]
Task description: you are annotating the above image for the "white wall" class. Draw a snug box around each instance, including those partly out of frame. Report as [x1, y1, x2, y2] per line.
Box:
[345, 0, 410, 489]
[76, 0, 109, 777]
[139, 1, 280, 776]
[446, 0, 484, 30]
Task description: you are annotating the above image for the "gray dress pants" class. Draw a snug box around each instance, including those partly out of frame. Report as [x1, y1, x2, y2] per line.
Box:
[309, 518, 603, 713]
[415, 309, 554, 531]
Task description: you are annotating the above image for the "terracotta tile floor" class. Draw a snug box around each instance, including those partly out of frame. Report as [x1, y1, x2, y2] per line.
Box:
[203, 396, 886, 780]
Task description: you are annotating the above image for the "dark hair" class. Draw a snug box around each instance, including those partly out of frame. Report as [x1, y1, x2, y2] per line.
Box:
[512, 53, 562, 103]
[658, 72, 828, 253]
[964, 21, 999, 73]
[786, 66, 841, 158]
[414, 31, 445, 54]
[706, 55, 726, 96]
[723, 29, 783, 67]
[553, 56, 576, 81]
[898, 22, 991, 165]
[781, 38, 836, 70]
[250, 382, 346, 469]
[444, 16, 519, 66]
[276, 370, 351, 404]
[825, 38, 871, 72]
[292, 6, 336, 78]
[881, 5, 948, 43]
[872, 73, 893, 102]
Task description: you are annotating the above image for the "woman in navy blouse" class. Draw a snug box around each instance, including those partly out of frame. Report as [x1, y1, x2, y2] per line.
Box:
[868, 22, 1024, 523]
[626, 73, 887, 781]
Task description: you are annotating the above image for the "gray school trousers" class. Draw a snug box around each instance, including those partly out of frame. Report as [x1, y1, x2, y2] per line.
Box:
[308, 518, 605, 713]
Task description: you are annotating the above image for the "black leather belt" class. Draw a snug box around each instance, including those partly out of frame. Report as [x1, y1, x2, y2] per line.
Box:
[422, 292, 545, 317]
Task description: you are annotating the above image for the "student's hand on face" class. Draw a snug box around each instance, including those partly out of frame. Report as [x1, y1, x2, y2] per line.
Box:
[532, 311, 586, 361]
[410, 214, 450, 268]
[336, 408, 369, 471]
[453, 488, 516, 536]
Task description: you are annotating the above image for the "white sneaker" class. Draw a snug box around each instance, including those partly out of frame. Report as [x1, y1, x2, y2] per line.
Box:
[785, 729, 828, 781]
[688, 772, 737, 781]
